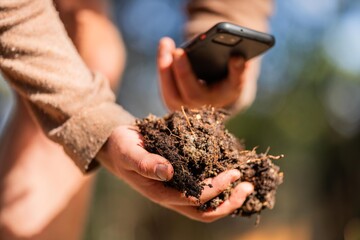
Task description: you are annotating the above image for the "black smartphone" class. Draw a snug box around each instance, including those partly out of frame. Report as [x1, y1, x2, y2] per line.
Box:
[180, 22, 275, 84]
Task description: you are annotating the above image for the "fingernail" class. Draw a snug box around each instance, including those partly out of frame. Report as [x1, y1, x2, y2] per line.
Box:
[230, 169, 241, 181]
[155, 164, 170, 181]
[173, 49, 185, 61]
[241, 182, 254, 194]
[174, 48, 183, 56]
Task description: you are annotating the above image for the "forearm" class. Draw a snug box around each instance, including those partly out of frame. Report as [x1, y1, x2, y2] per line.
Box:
[0, 0, 133, 172]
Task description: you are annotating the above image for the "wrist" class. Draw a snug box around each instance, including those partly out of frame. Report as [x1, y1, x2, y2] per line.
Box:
[95, 128, 118, 173]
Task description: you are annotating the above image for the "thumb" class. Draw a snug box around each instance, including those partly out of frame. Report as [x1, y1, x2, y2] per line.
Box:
[228, 57, 245, 85]
[128, 147, 174, 181]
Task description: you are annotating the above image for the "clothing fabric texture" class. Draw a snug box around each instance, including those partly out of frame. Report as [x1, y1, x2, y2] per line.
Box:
[0, 0, 272, 173]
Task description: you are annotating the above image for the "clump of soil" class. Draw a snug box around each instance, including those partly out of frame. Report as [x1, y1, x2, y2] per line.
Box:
[136, 106, 283, 217]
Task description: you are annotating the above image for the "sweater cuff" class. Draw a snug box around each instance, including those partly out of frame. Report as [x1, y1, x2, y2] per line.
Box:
[49, 102, 135, 173]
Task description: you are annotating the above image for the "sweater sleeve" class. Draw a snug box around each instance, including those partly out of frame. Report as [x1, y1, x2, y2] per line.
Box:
[0, 0, 134, 173]
[185, 0, 274, 38]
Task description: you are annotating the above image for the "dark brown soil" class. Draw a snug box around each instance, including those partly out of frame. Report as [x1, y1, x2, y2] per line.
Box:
[136, 106, 283, 218]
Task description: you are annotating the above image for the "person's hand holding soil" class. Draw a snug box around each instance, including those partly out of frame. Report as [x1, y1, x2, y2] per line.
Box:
[157, 37, 259, 112]
[136, 107, 284, 220]
[97, 125, 254, 222]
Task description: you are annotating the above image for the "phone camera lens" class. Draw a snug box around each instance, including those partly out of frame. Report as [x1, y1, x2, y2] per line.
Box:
[212, 33, 241, 46]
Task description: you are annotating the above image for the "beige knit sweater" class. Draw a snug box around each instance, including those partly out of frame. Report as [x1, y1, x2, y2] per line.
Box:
[0, 0, 272, 173]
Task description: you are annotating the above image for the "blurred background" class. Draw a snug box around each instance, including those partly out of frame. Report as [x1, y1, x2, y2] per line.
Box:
[1, 0, 360, 239]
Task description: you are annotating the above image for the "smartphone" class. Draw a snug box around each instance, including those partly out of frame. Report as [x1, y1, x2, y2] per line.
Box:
[180, 22, 275, 84]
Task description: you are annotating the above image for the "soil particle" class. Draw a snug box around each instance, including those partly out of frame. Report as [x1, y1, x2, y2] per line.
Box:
[136, 106, 283, 218]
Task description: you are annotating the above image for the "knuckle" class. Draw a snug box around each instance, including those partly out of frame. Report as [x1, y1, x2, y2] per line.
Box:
[136, 158, 151, 176]
[188, 197, 200, 206]
[175, 64, 191, 79]
[212, 180, 230, 193]
[216, 187, 225, 196]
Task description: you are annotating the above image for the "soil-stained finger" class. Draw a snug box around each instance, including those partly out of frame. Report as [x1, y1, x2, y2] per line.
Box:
[169, 182, 253, 223]
[198, 169, 241, 204]
[121, 169, 202, 206]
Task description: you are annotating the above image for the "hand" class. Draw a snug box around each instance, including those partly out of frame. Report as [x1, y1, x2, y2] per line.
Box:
[97, 125, 253, 222]
[157, 37, 259, 112]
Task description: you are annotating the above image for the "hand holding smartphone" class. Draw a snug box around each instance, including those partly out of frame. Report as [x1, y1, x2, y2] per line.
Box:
[181, 22, 275, 84]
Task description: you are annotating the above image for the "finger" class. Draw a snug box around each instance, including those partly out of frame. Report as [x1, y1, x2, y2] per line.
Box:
[199, 169, 241, 204]
[231, 58, 260, 109]
[157, 37, 182, 110]
[122, 169, 201, 206]
[228, 57, 245, 87]
[125, 144, 174, 181]
[158, 37, 175, 69]
[199, 182, 253, 222]
[169, 182, 253, 223]
[172, 48, 208, 107]
[213, 57, 245, 106]
[199, 57, 245, 108]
